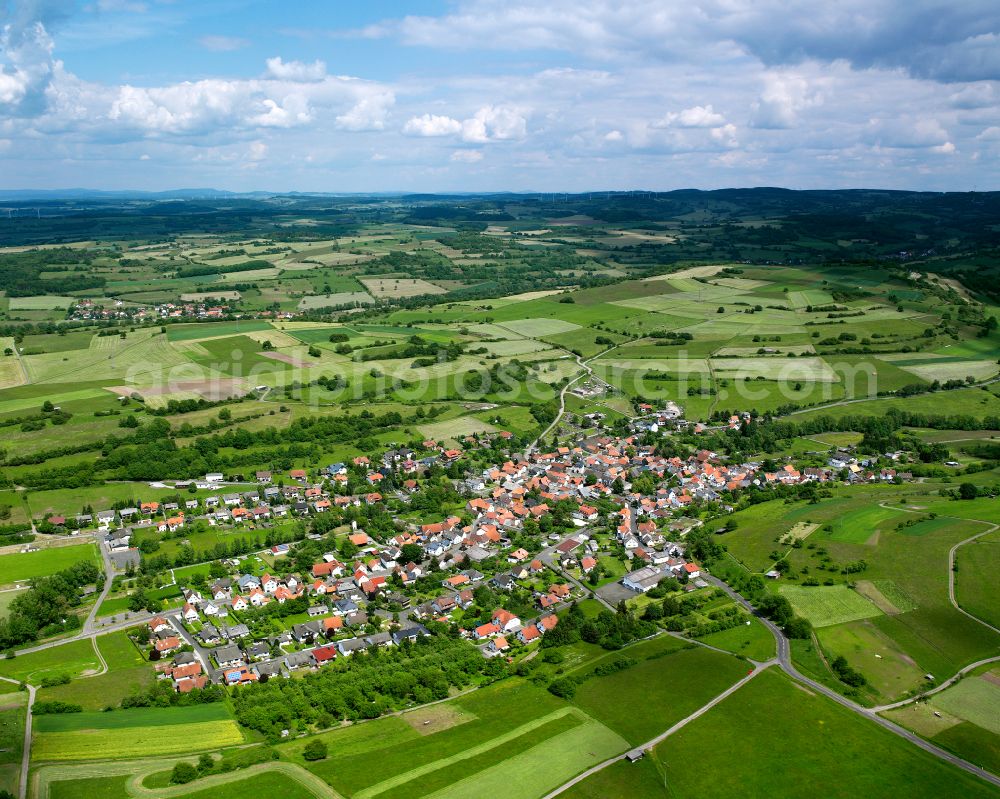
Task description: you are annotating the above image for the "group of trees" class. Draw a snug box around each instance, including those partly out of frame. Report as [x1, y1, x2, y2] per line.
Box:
[0, 559, 102, 649]
[121, 678, 224, 710]
[230, 634, 501, 739]
[541, 601, 656, 653]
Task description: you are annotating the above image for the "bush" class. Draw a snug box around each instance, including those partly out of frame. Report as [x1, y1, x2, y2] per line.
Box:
[783, 616, 812, 640]
[170, 762, 198, 784]
[547, 678, 577, 699]
[303, 739, 328, 761]
[33, 700, 82, 715]
[831, 655, 867, 687]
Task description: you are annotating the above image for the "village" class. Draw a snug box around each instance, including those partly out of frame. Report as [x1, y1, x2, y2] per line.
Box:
[47, 400, 914, 695]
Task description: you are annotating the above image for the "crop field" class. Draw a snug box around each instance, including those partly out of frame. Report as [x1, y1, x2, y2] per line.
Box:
[8, 295, 77, 310]
[0, 357, 25, 389]
[854, 579, 918, 614]
[0, 688, 25, 797]
[479, 339, 552, 356]
[710, 356, 839, 382]
[900, 360, 1000, 382]
[297, 291, 375, 309]
[360, 278, 446, 298]
[885, 699, 1000, 780]
[499, 318, 581, 337]
[779, 585, 884, 627]
[0, 543, 99, 585]
[417, 416, 495, 441]
[165, 321, 275, 342]
[34, 704, 244, 761]
[721, 485, 1000, 695]
[33, 720, 245, 761]
[423, 715, 626, 799]
[34, 703, 234, 732]
[793, 386, 1000, 423]
[41, 761, 344, 799]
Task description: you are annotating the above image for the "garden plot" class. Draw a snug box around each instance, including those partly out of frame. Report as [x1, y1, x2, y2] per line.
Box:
[361, 278, 447, 298]
[786, 522, 819, 542]
[710, 356, 840, 382]
[499, 318, 580, 337]
[779, 585, 883, 628]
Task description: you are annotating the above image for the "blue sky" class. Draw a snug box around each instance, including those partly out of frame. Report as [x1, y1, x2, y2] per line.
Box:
[1, 0, 998, 192]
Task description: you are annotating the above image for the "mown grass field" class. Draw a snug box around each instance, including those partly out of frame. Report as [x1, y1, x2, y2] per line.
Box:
[34, 701, 233, 732]
[694, 616, 776, 661]
[279, 679, 628, 799]
[826, 503, 906, 544]
[44, 761, 325, 799]
[569, 638, 750, 745]
[564, 669, 1000, 799]
[886, 668, 1000, 778]
[0, 543, 99, 585]
[955, 529, 1000, 630]
[0, 638, 101, 683]
[722, 485, 1000, 701]
[817, 620, 927, 698]
[930, 675, 1000, 735]
[37, 630, 152, 711]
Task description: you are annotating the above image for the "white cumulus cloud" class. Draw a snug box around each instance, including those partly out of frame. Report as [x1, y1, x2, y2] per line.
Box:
[264, 57, 327, 82]
[403, 113, 462, 136]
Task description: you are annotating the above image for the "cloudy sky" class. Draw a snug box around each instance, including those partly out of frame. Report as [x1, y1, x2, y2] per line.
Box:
[1, 0, 998, 192]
